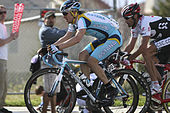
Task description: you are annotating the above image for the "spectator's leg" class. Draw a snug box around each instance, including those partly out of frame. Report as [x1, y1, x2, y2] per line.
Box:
[0, 60, 7, 109]
[50, 95, 56, 113]
[42, 93, 49, 113]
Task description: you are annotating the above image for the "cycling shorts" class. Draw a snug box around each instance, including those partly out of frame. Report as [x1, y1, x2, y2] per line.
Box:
[154, 37, 170, 50]
[155, 44, 170, 64]
[83, 34, 122, 61]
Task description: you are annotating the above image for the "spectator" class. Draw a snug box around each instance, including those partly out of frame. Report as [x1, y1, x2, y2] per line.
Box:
[38, 11, 66, 113]
[0, 5, 19, 113]
[35, 86, 44, 111]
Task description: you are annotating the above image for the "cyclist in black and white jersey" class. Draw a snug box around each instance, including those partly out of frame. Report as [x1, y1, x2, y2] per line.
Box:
[121, 3, 170, 96]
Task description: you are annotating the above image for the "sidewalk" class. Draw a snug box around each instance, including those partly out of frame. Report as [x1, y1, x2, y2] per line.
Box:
[4, 106, 166, 113]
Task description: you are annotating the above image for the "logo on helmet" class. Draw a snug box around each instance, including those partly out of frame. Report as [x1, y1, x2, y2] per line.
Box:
[121, 3, 140, 19]
[60, 0, 81, 13]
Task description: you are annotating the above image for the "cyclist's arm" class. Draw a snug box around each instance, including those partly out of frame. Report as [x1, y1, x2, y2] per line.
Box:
[53, 31, 73, 46]
[129, 36, 150, 60]
[124, 37, 137, 53]
[57, 29, 86, 50]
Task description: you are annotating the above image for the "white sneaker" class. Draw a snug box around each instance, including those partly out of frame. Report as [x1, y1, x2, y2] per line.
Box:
[151, 87, 162, 95]
[80, 74, 91, 87]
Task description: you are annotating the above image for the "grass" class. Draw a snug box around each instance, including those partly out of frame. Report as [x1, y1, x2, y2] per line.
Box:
[5, 95, 26, 106]
[5, 94, 41, 106]
[5, 94, 147, 106]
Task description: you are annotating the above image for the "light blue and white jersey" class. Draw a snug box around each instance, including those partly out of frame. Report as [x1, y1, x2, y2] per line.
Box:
[68, 12, 120, 40]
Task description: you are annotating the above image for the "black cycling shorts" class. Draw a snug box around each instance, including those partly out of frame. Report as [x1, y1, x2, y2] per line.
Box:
[155, 44, 170, 64]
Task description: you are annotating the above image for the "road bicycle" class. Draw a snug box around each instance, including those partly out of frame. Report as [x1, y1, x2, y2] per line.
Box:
[24, 50, 150, 113]
[127, 60, 170, 113]
[109, 51, 170, 113]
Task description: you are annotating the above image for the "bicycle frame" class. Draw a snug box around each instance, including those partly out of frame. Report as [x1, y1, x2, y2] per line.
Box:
[99, 62, 129, 97]
[42, 52, 130, 104]
[42, 53, 96, 103]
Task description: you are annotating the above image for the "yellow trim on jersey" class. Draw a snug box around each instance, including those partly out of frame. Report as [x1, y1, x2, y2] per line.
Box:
[78, 13, 91, 22]
[90, 42, 95, 51]
[90, 42, 104, 51]
[108, 38, 120, 44]
[97, 43, 104, 47]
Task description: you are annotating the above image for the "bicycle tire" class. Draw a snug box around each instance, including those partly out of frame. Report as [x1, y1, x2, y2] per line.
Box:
[109, 69, 151, 113]
[103, 69, 139, 113]
[162, 78, 170, 113]
[24, 68, 76, 113]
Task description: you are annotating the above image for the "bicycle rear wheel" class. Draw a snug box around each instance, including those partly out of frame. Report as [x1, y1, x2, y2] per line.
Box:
[163, 78, 170, 113]
[24, 68, 76, 113]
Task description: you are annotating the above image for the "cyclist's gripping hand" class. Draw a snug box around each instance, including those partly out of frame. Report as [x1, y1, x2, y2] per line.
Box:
[119, 51, 131, 65]
[119, 51, 129, 62]
[47, 44, 59, 53]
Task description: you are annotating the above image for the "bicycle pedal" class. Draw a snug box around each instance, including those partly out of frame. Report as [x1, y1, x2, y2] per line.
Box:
[76, 90, 87, 98]
[100, 98, 114, 107]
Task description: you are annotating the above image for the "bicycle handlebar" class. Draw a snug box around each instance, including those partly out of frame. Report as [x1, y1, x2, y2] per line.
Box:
[42, 51, 68, 67]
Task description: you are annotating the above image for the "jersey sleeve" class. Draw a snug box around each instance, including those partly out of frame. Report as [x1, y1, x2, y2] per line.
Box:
[131, 28, 139, 38]
[140, 19, 151, 37]
[77, 17, 87, 30]
[68, 24, 76, 32]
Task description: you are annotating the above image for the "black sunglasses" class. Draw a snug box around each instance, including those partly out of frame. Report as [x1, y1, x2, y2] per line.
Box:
[0, 11, 7, 15]
[62, 12, 68, 16]
[124, 16, 130, 20]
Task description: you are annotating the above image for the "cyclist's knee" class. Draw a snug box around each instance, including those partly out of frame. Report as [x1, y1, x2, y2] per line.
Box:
[142, 50, 152, 60]
[87, 56, 98, 67]
[79, 51, 89, 61]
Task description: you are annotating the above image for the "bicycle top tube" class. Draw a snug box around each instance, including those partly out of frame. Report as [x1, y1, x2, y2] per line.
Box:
[129, 60, 170, 72]
[42, 51, 87, 67]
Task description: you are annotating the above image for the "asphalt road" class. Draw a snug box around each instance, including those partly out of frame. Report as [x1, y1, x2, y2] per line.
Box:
[4, 106, 167, 113]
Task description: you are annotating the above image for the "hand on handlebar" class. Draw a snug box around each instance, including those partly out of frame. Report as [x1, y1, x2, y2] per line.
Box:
[119, 51, 129, 61]
[121, 59, 130, 65]
[47, 44, 59, 53]
[119, 51, 131, 65]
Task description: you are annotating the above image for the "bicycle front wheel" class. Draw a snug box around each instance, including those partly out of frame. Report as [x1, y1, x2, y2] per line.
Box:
[163, 78, 170, 113]
[103, 69, 139, 113]
[106, 69, 151, 113]
[24, 68, 76, 113]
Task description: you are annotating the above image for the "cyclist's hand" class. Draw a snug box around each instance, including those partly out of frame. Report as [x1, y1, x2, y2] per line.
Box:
[37, 48, 47, 56]
[47, 44, 59, 53]
[37, 48, 43, 55]
[121, 59, 130, 65]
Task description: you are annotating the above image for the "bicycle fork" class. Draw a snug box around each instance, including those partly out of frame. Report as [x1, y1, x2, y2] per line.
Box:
[48, 66, 65, 97]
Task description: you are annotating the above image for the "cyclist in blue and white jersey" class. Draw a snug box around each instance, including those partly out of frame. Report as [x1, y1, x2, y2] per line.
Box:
[121, 3, 170, 96]
[48, 0, 123, 106]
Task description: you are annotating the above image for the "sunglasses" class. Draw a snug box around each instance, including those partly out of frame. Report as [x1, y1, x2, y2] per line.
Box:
[0, 11, 7, 15]
[124, 16, 130, 20]
[62, 12, 68, 16]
